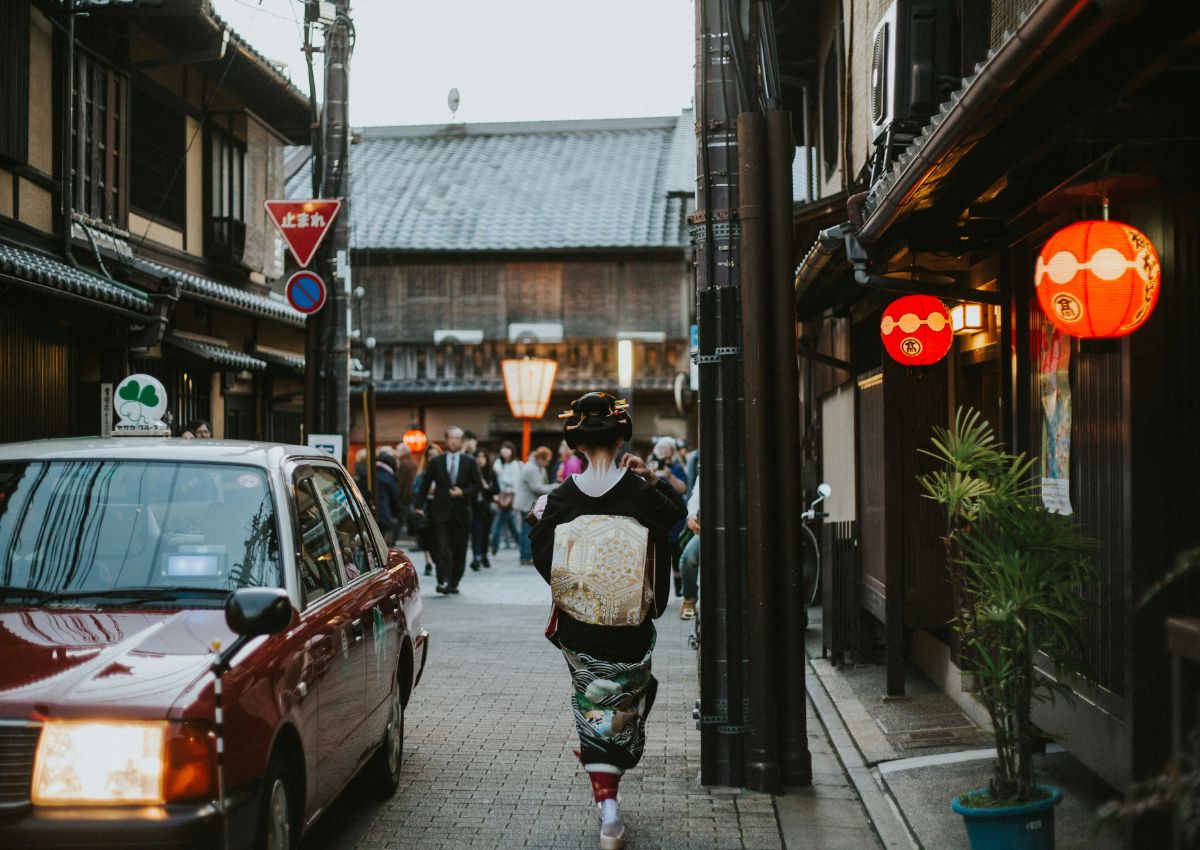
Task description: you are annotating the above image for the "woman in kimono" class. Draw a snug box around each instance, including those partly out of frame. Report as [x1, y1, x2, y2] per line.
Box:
[530, 392, 686, 850]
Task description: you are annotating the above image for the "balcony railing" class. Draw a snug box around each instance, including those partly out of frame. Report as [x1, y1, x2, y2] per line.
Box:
[373, 338, 688, 395]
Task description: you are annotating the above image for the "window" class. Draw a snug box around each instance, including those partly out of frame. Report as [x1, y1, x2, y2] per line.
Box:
[0, 3, 29, 164]
[312, 467, 377, 579]
[293, 477, 341, 604]
[130, 84, 185, 229]
[821, 40, 839, 180]
[207, 127, 245, 262]
[73, 52, 128, 225]
[0, 461, 280, 599]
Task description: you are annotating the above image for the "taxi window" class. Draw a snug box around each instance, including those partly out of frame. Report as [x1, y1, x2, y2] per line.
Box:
[292, 477, 341, 604]
[311, 468, 376, 580]
[0, 460, 280, 601]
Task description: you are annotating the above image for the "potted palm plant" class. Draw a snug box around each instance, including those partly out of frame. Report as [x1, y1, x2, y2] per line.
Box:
[920, 409, 1096, 850]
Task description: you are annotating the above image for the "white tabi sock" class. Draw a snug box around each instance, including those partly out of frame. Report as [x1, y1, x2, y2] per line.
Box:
[599, 798, 623, 835]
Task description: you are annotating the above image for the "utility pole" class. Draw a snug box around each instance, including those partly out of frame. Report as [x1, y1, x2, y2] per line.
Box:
[306, 0, 353, 440]
[693, 0, 747, 789]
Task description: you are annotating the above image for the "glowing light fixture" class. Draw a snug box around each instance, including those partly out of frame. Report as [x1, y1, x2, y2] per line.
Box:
[501, 356, 558, 460]
[617, 339, 634, 390]
[949, 303, 984, 334]
[402, 428, 428, 455]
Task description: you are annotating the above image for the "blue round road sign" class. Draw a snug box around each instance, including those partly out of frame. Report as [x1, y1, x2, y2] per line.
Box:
[286, 270, 327, 315]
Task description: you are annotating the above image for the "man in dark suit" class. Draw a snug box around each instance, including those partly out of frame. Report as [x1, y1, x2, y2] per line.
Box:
[414, 426, 482, 594]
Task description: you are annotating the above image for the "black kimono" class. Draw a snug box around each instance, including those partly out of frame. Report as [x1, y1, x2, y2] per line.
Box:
[530, 469, 686, 781]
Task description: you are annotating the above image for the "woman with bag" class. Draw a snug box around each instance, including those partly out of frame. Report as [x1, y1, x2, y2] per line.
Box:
[470, 448, 497, 570]
[490, 441, 522, 553]
[529, 393, 685, 850]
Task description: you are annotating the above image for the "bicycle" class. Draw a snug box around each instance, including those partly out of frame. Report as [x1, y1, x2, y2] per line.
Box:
[800, 483, 832, 609]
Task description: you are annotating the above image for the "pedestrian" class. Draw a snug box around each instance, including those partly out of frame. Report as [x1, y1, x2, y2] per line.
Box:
[555, 439, 585, 483]
[490, 441, 522, 554]
[415, 426, 481, 594]
[514, 445, 556, 565]
[471, 448, 497, 570]
[412, 444, 441, 576]
[646, 436, 687, 595]
[679, 478, 700, 620]
[393, 443, 418, 536]
[185, 419, 212, 438]
[529, 392, 685, 850]
[370, 447, 403, 546]
[462, 429, 479, 455]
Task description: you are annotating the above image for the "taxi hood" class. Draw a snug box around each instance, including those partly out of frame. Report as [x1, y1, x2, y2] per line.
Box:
[0, 607, 235, 720]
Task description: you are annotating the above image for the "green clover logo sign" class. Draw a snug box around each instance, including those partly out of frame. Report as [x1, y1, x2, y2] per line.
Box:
[114, 374, 168, 429]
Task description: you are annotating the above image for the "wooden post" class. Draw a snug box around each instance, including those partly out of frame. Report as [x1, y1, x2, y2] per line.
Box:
[521, 419, 532, 461]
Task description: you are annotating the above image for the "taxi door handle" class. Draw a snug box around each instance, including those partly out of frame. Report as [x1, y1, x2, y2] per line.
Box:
[351, 618, 364, 644]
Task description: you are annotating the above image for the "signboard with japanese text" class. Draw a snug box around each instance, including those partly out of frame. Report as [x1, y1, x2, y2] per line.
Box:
[264, 199, 343, 267]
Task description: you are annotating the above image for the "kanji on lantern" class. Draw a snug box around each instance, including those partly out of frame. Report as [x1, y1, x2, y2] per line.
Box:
[1034, 220, 1160, 338]
[880, 294, 953, 366]
[402, 429, 428, 455]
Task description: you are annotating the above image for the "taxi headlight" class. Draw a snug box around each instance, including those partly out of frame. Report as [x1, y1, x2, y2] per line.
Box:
[32, 721, 166, 805]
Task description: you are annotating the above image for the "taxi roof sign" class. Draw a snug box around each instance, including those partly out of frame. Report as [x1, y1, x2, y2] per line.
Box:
[264, 199, 342, 267]
[112, 373, 171, 436]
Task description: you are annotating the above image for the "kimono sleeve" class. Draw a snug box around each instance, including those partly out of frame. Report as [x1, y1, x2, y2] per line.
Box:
[529, 492, 567, 584]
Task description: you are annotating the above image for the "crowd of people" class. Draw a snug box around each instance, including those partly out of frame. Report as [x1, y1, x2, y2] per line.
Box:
[354, 426, 699, 615]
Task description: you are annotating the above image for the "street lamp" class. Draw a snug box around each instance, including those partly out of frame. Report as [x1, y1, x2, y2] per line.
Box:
[501, 356, 558, 460]
[617, 339, 634, 391]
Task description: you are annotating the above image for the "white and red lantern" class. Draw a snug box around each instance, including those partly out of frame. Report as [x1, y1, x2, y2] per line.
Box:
[880, 294, 953, 366]
[402, 428, 428, 455]
[1034, 220, 1160, 338]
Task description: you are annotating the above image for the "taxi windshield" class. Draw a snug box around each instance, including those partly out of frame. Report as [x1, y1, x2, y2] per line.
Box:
[0, 460, 280, 605]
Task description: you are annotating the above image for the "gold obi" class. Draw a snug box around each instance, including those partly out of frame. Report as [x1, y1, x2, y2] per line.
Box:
[550, 514, 654, 627]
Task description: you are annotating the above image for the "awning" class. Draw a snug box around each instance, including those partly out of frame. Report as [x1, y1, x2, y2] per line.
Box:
[0, 242, 153, 317]
[164, 335, 268, 372]
[135, 258, 304, 327]
[253, 346, 306, 373]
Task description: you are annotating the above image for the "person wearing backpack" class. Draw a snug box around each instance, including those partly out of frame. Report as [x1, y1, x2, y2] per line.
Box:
[529, 392, 685, 850]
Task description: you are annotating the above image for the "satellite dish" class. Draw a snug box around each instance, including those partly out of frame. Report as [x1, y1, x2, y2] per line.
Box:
[448, 87, 461, 118]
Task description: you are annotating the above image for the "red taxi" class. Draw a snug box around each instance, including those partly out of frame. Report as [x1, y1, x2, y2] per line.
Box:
[0, 438, 428, 849]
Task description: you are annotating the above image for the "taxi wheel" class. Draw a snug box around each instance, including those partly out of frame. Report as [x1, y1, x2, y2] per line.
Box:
[365, 681, 404, 796]
[257, 753, 299, 850]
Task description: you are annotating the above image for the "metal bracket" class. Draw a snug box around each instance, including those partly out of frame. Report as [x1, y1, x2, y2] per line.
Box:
[716, 346, 741, 357]
[718, 724, 750, 735]
[694, 353, 722, 364]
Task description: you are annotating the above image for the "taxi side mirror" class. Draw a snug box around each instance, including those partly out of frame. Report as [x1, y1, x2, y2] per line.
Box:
[225, 587, 293, 637]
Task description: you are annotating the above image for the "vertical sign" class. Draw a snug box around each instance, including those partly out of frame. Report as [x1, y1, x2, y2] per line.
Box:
[690, 324, 699, 391]
[1039, 326, 1072, 515]
[100, 383, 113, 437]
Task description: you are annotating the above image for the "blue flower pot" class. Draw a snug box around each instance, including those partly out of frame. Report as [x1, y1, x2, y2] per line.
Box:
[952, 785, 1062, 850]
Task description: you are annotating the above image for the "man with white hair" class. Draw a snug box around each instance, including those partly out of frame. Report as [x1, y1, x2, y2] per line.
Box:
[415, 426, 482, 594]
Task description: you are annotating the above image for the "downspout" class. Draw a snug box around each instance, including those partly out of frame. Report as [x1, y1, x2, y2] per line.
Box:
[61, 0, 77, 267]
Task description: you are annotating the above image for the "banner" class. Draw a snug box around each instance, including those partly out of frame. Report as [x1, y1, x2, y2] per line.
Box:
[1039, 326, 1072, 515]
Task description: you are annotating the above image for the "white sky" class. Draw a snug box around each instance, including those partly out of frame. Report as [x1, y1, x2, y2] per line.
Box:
[212, 0, 696, 127]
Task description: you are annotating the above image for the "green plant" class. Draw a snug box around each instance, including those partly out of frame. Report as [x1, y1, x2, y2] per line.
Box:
[920, 408, 1096, 805]
[918, 408, 1035, 654]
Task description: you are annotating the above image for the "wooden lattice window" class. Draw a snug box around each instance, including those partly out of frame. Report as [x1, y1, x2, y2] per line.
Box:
[73, 52, 128, 225]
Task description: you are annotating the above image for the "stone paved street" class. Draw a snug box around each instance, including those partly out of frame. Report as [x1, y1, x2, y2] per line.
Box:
[302, 544, 787, 850]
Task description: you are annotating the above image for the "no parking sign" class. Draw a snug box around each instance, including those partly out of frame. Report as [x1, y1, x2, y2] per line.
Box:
[286, 270, 327, 315]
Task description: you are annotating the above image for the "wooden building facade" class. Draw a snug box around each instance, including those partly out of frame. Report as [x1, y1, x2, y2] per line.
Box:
[779, 0, 1200, 822]
[0, 0, 310, 444]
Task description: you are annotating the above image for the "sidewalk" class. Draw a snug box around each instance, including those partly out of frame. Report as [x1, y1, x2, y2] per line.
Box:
[804, 610, 1126, 849]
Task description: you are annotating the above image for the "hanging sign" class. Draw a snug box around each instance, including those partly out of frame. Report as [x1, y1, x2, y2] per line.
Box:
[264, 199, 343, 267]
[880, 294, 953, 366]
[1034, 219, 1160, 338]
[286, 270, 328, 315]
[112, 374, 170, 436]
[1039, 326, 1073, 515]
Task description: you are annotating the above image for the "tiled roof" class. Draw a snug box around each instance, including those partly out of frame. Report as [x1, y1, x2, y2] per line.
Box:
[288, 113, 697, 252]
[135, 258, 304, 326]
[0, 242, 153, 315]
[375, 375, 675, 397]
[164, 334, 267, 371]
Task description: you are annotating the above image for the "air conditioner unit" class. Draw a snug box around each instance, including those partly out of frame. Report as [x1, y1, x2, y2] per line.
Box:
[870, 0, 957, 145]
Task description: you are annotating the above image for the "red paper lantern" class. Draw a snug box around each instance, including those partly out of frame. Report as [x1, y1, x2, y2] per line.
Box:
[402, 428, 428, 455]
[1034, 220, 1160, 338]
[880, 295, 953, 366]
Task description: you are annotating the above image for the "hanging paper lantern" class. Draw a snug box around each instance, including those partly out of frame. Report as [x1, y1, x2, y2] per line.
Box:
[880, 294, 953, 365]
[402, 428, 428, 455]
[1034, 220, 1160, 338]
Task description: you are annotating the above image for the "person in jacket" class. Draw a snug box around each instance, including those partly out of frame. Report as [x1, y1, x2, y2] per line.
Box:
[470, 447, 497, 570]
[530, 392, 685, 850]
[415, 427, 482, 594]
[514, 446, 556, 565]
[490, 441, 522, 553]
